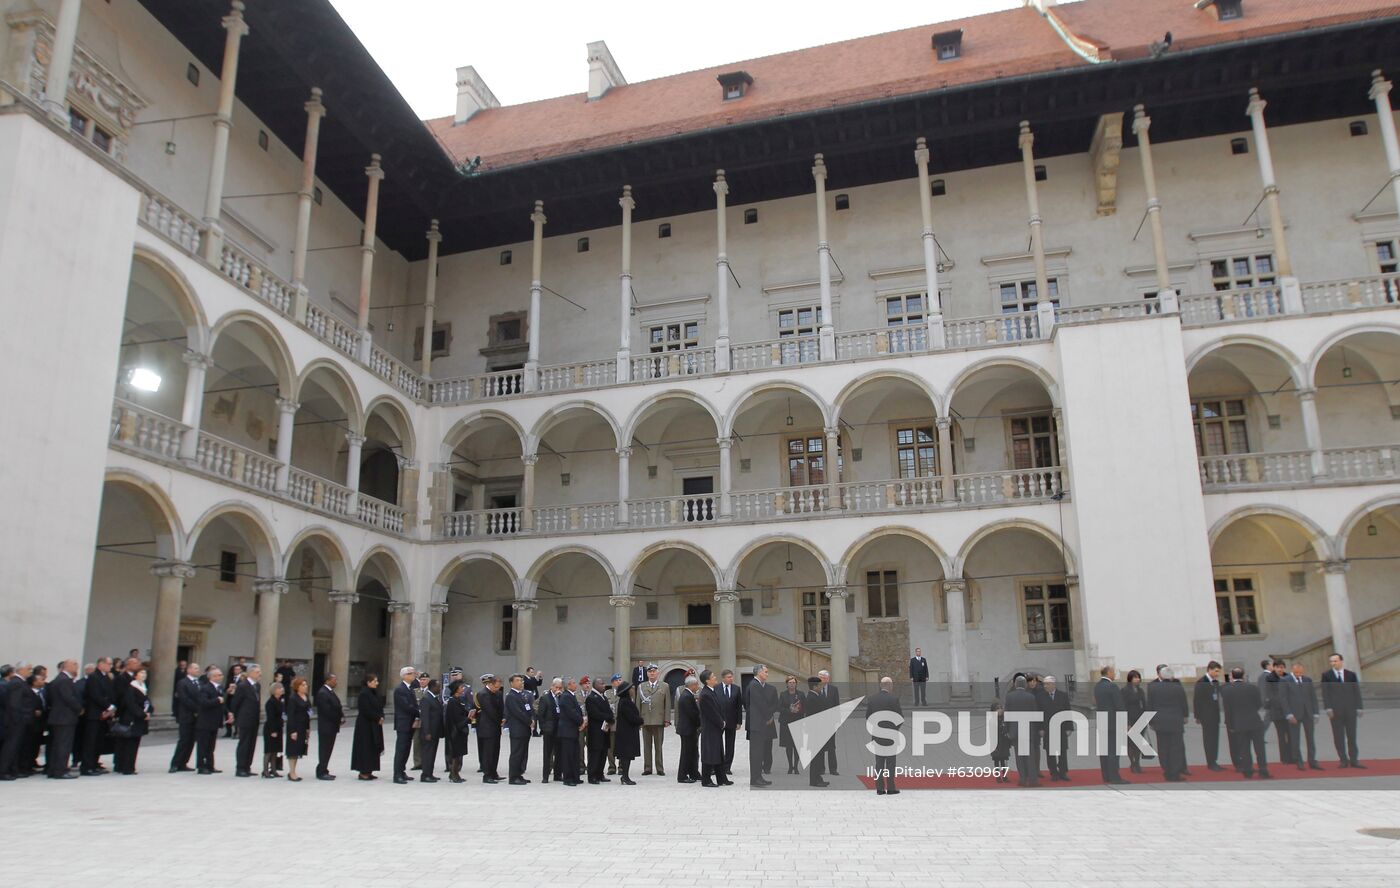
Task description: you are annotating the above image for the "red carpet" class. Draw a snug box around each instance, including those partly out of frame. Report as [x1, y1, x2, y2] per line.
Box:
[855, 759, 1400, 789]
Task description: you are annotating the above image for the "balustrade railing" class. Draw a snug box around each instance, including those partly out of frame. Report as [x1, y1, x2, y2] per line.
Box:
[110, 400, 185, 460]
[539, 359, 617, 392]
[428, 370, 525, 404]
[368, 345, 423, 399]
[732, 335, 820, 370]
[837, 477, 941, 511]
[534, 502, 618, 533]
[1179, 286, 1286, 324]
[303, 303, 361, 358]
[627, 495, 718, 527]
[193, 431, 280, 492]
[440, 508, 522, 539]
[357, 494, 405, 532]
[1055, 299, 1159, 323]
[1323, 446, 1398, 481]
[952, 468, 1062, 504]
[139, 192, 203, 255]
[1197, 451, 1313, 488]
[1300, 274, 1400, 312]
[630, 348, 716, 381]
[731, 485, 829, 521]
[835, 325, 928, 359]
[944, 311, 1041, 348]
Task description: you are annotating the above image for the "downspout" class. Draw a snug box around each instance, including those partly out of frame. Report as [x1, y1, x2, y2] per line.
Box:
[1028, 1, 1111, 66]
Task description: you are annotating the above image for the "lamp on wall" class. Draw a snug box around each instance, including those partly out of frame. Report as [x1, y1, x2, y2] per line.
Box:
[785, 398, 794, 427]
[1341, 347, 1353, 379]
[784, 543, 794, 572]
[1367, 520, 1378, 536]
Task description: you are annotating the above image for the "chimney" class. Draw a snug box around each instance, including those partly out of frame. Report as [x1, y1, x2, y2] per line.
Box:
[586, 41, 626, 101]
[455, 65, 500, 124]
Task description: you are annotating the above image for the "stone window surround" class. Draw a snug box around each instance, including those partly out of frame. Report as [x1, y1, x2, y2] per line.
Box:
[1017, 575, 1073, 649]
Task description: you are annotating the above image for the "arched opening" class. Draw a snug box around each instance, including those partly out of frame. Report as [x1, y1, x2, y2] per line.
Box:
[116, 255, 202, 421]
[534, 405, 621, 531]
[629, 544, 722, 630]
[84, 476, 181, 662]
[625, 395, 721, 527]
[1188, 342, 1306, 486]
[732, 538, 835, 658]
[180, 506, 279, 673]
[1312, 331, 1400, 464]
[441, 414, 525, 537]
[835, 374, 943, 511]
[355, 550, 404, 681]
[529, 550, 616, 678]
[439, 556, 517, 680]
[946, 362, 1061, 504]
[841, 530, 948, 681]
[361, 399, 413, 505]
[202, 318, 291, 465]
[289, 363, 361, 497]
[1339, 502, 1400, 678]
[729, 386, 833, 518]
[280, 531, 359, 695]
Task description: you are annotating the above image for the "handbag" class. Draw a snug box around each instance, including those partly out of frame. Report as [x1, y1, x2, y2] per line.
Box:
[109, 721, 133, 738]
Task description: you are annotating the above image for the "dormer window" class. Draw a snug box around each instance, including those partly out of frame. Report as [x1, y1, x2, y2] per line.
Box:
[933, 29, 963, 62]
[1197, 0, 1243, 21]
[717, 71, 753, 101]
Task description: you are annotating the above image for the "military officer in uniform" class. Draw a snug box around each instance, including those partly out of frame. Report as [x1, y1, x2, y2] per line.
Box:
[635, 665, 669, 776]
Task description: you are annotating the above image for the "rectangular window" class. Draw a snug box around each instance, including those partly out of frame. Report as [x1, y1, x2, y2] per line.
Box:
[760, 584, 779, 614]
[1008, 414, 1058, 470]
[884, 293, 926, 353]
[1022, 581, 1070, 645]
[68, 107, 89, 137]
[739, 598, 754, 617]
[1214, 576, 1260, 636]
[645, 601, 659, 620]
[219, 550, 238, 584]
[1211, 254, 1276, 290]
[556, 605, 568, 623]
[92, 127, 113, 154]
[999, 278, 1059, 314]
[801, 590, 831, 643]
[1375, 241, 1400, 303]
[785, 433, 840, 487]
[777, 305, 822, 364]
[866, 570, 899, 618]
[500, 604, 515, 651]
[1191, 398, 1249, 456]
[893, 425, 938, 478]
[648, 321, 699, 353]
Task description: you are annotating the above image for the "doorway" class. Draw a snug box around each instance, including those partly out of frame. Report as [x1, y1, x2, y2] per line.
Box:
[686, 602, 712, 625]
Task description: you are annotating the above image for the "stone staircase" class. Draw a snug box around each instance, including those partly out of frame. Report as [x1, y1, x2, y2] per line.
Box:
[629, 623, 880, 686]
[1284, 605, 1400, 684]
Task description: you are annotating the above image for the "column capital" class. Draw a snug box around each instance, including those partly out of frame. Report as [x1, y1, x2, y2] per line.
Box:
[1296, 386, 1317, 401]
[522, 453, 539, 467]
[345, 431, 366, 447]
[222, 1, 249, 38]
[713, 169, 729, 198]
[1246, 86, 1267, 117]
[150, 559, 197, 580]
[530, 200, 547, 226]
[616, 446, 633, 459]
[328, 590, 360, 605]
[364, 153, 385, 180]
[1323, 560, 1350, 575]
[619, 184, 635, 212]
[304, 86, 326, 119]
[1064, 573, 1080, 588]
[609, 595, 636, 608]
[914, 135, 930, 166]
[511, 598, 539, 612]
[1131, 103, 1151, 134]
[935, 416, 953, 430]
[940, 578, 967, 593]
[426, 218, 442, 244]
[716, 435, 733, 450]
[253, 579, 289, 596]
[276, 398, 299, 415]
[823, 426, 840, 439]
[429, 601, 450, 615]
[713, 590, 740, 604]
[1371, 69, 1393, 101]
[386, 600, 412, 614]
[181, 349, 213, 370]
[824, 586, 850, 601]
[1018, 119, 1034, 150]
[811, 153, 827, 181]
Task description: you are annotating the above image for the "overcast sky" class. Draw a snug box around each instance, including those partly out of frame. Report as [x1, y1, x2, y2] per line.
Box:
[328, 0, 1022, 118]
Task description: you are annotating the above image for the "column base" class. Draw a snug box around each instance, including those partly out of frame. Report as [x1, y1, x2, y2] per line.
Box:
[292, 284, 310, 323]
[200, 223, 226, 266]
[616, 349, 631, 382]
[1036, 301, 1057, 337]
[819, 325, 836, 361]
[356, 334, 373, 364]
[1281, 276, 1304, 314]
[926, 315, 946, 350]
[714, 335, 731, 372]
[523, 360, 539, 393]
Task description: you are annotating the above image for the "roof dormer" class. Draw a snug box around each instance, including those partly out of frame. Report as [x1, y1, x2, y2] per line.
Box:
[932, 29, 964, 62]
[1195, 0, 1244, 22]
[717, 70, 753, 101]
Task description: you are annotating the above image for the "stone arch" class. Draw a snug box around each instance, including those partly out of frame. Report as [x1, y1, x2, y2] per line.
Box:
[295, 357, 366, 432]
[100, 467, 184, 559]
[725, 534, 836, 589]
[130, 247, 209, 354]
[832, 369, 944, 420]
[722, 380, 834, 438]
[440, 408, 528, 463]
[837, 525, 953, 583]
[622, 540, 724, 595]
[364, 394, 416, 456]
[530, 400, 623, 450]
[282, 525, 355, 592]
[208, 309, 296, 397]
[432, 551, 520, 604]
[1207, 504, 1335, 560]
[953, 518, 1077, 577]
[1337, 494, 1400, 558]
[621, 390, 722, 445]
[355, 544, 411, 602]
[525, 545, 618, 588]
[1184, 334, 1306, 390]
[1307, 323, 1400, 383]
[185, 500, 281, 576]
[945, 355, 1060, 415]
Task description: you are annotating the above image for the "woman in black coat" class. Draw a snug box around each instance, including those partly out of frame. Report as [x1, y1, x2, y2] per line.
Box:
[1122, 670, 1147, 773]
[444, 681, 472, 783]
[113, 668, 152, 774]
[285, 678, 310, 781]
[612, 682, 644, 785]
[777, 676, 805, 773]
[262, 682, 285, 778]
[350, 675, 384, 780]
[697, 671, 729, 787]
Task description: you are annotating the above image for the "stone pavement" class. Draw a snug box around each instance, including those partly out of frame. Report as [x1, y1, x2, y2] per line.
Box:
[3, 731, 1398, 887]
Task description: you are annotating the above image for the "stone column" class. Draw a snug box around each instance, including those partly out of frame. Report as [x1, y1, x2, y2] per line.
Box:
[942, 579, 969, 686]
[824, 426, 842, 510]
[717, 436, 733, 519]
[1298, 388, 1328, 478]
[177, 350, 212, 462]
[936, 417, 956, 503]
[616, 185, 635, 381]
[344, 432, 364, 511]
[714, 590, 738, 674]
[199, 1, 250, 264]
[148, 560, 197, 714]
[1052, 408, 1069, 478]
[520, 452, 538, 532]
[812, 154, 836, 360]
[273, 398, 298, 492]
[327, 590, 358, 705]
[914, 137, 946, 348]
[1132, 105, 1174, 305]
[290, 87, 325, 321]
[426, 602, 449, 680]
[1245, 89, 1294, 279]
[1065, 574, 1088, 683]
[825, 587, 850, 684]
[512, 597, 538, 675]
[41, 0, 82, 122]
[1018, 121, 1055, 335]
[713, 170, 732, 371]
[611, 594, 635, 675]
[1371, 72, 1400, 227]
[616, 446, 632, 526]
[386, 601, 412, 674]
[355, 154, 385, 361]
[252, 579, 287, 701]
[1321, 561, 1360, 670]
[524, 200, 546, 391]
[421, 219, 442, 376]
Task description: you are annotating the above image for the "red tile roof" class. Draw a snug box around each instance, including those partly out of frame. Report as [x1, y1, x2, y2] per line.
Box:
[426, 0, 1400, 172]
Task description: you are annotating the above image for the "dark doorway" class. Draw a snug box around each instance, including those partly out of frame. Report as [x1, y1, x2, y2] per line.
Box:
[686, 603, 712, 625]
[176, 644, 193, 667]
[664, 667, 688, 696]
[312, 652, 327, 692]
[682, 476, 715, 521]
[682, 476, 714, 495]
[358, 447, 400, 504]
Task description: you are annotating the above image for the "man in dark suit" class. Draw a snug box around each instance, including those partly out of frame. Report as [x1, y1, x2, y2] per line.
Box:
[195, 666, 228, 773]
[474, 675, 504, 783]
[46, 661, 81, 779]
[583, 676, 614, 784]
[745, 665, 777, 785]
[1320, 652, 1364, 768]
[113, 657, 138, 712]
[536, 677, 562, 782]
[1092, 666, 1128, 784]
[909, 648, 930, 706]
[675, 675, 701, 783]
[80, 657, 115, 775]
[1285, 662, 1322, 770]
[230, 664, 262, 776]
[504, 673, 533, 784]
[1193, 661, 1225, 771]
[631, 660, 648, 689]
[802, 676, 829, 787]
[314, 674, 344, 780]
[1, 666, 38, 780]
[1222, 667, 1270, 778]
[392, 668, 420, 783]
[1004, 676, 1041, 786]
[556, 679, 584, 786]
[1038, 675, 1072, 781]
[418, 678, 444, 783]
[1146, 665, 1189, 781]
[717, 669, 743, 775]
[814, 669, 840, 776]
[1265, 659, 1296, 767]
[169, 662, 201, 773]
[864, 676, 903, 795]
[274, 661, 296, 696]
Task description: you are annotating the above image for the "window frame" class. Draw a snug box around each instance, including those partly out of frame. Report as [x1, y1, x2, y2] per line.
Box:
[498, 603, 515, 653]
[1191, 396, 1251, 456]
[782, 429, 841, 488]
[798, 588, 831, 645]
[1004, 411, 1060, 471]
[864, 567, 901, 619]
[1017, 577, 1072, 647]
[1214, 573, 1263, 637]
[889, 421, 939, 479]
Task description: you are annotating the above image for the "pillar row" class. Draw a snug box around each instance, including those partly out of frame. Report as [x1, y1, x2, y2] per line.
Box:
[290, 87, 325, 320]
[327, 590, 358, 705]
[714, 590, 738, 675]
[611, 594, 635, 676]
[1322, 561, 1360, 670]
[178, 350, 212, 462]
[199, 1, 249, 264]
[826, 586, 850, 684]
[251, 579, 287, 702]
[148, 560, 197, 714]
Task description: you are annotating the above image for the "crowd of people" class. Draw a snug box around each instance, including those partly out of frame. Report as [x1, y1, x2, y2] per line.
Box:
[0, 648, 1369, 791]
